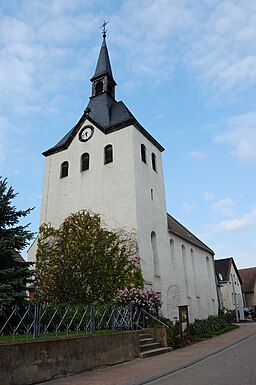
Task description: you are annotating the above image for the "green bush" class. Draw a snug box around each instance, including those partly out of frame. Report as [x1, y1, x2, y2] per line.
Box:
[190, 312, 237, 339]
[154, 312, 238, 349]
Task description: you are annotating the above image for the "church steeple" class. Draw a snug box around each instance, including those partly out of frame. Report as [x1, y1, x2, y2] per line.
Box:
[90, 23, 116, 99]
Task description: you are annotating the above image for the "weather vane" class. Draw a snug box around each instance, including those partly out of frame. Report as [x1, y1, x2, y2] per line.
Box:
[100, 20, 109, 38]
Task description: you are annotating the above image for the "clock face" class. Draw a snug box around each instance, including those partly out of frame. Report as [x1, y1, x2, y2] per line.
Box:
[79, 126, 94, 142]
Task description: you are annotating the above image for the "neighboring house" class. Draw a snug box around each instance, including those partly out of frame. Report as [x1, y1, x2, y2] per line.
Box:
[14, 253, 26, 263]
[238, 267, 256, 308]
[215, 258, 244, 320]
[28, 31, 218, 322]
[14, 253, 35, 301]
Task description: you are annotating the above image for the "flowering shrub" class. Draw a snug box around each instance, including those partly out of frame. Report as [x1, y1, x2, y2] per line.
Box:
[114, 287, 162, 314]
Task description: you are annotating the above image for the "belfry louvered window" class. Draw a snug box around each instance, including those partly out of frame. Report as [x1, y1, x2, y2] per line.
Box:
[95, 81, 103, 95]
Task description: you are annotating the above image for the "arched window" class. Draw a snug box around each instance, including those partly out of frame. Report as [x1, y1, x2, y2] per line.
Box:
[141, 144, 147, 163]
[182, 245, 190, 299]
[151, 231, 160, 277]
[104, 144, 113, 164]
[170, 239, 176, 264]
[95, 81, 103, 95]
[81, 153, 90, 171]
[191, 249, 198, 296]
[60, 161, 69, 178]
[151, 153, 157, 172]
[206, 256, 216, 308]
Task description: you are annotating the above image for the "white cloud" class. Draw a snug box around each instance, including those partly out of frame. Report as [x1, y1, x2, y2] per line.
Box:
[111, 1, 195, 84]
[182, 201, 194, 214]
[187, 1, 256, 98]
[204, 192, 216, 201]
[112, 0, 256, 100]
[214, 112, 256, 162]
[212, 197, 235, 217]
[1, 0, 255, 113]
[0, 8, 99, 116]
[190, 150, 206, 159]
[207, 208, 256, 233]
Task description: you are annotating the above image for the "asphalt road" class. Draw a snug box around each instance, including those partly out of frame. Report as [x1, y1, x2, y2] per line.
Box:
[146, 333, 256, 385]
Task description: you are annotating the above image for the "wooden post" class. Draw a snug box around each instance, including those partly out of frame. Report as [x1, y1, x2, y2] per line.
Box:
[178, 305, 190, 343]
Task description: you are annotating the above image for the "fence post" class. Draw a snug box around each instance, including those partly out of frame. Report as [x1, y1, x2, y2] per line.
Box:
[130, 304, 134, 330]
[142, 309, 146, 328]
[90, 304, 95, 334]
[33, 303, 40, 339]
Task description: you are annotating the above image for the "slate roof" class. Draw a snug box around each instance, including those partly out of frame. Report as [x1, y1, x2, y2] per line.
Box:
[90, 36, 115, 82]
[43, 96, 164, 156]
[239, 267, 256, 293]
[43, 35, 164, 157]
[87, 93, 133, 128]
[215, 257, 242, 284]
[167, 213, 214, 254]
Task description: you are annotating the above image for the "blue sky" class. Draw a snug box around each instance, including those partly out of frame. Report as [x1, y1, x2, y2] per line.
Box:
[0, 0, 255, 269]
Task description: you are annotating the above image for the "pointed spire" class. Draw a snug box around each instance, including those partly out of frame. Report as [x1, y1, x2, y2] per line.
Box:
[90, 28, 115, 82]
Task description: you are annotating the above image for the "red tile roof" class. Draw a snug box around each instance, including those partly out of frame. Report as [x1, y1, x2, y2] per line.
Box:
[238, 267, 256, 293]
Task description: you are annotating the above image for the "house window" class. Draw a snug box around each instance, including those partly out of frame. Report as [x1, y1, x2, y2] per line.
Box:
[81, 153, 90, 171]
[141, 144, 147, 163]
[104, 144, 113, 164]
[95, 81, 103, 95]
[60, 161, 69, 178]
[152, 153, 157, 172]
[151, 231, 160, 277]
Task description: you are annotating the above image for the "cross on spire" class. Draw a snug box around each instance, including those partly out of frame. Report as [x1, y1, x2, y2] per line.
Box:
[100, 20, 109, 38]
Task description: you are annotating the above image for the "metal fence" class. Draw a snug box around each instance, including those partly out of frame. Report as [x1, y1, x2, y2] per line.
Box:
[0, 302, 137, 341]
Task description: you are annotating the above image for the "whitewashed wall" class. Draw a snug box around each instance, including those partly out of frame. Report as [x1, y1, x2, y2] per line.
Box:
[29, 119, 219, 322]
[158, 232, 219, 322]
[40, 121, 138, 232]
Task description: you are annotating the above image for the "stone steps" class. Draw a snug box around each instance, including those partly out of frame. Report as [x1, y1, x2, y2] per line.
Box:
[139, 333, 173, 359]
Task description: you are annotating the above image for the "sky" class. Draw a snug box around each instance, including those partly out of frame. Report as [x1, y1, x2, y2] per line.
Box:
[0, 0, 255, 269]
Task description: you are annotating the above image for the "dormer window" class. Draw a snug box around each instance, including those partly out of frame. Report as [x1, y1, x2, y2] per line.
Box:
[104, 144, 113, 164]
[60, 161, 69, 178]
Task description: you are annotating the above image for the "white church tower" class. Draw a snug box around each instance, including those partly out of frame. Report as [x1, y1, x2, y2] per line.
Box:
[29, 29, 218, 322]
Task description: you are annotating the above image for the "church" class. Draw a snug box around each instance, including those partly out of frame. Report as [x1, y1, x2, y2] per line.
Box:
[29, 29, 218, 322]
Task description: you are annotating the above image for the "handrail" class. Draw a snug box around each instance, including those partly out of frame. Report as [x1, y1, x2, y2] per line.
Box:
[140, 309, 170, 328]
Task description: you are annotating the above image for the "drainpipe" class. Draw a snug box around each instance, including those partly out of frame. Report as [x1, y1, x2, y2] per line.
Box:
[231, 274, 239, 322]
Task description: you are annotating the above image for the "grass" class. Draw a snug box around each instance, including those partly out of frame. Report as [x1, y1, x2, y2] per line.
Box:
[0, 328, 120, 343]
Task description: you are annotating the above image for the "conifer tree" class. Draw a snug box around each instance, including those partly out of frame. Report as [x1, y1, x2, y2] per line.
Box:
[0, 177, 34, 305]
